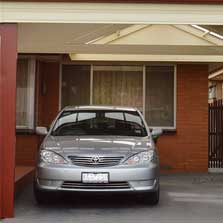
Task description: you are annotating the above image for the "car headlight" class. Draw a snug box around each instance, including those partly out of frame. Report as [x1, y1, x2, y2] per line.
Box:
[40, 150, 68, 164]
[124, 150, 156, 165]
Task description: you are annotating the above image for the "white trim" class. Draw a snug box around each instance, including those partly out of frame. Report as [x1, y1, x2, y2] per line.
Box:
[69, 54, 223, 62]
[1, 2, 223, 25]
[27, 58, 35, 129]
[174, 65, 177, 130]
[209, 68, 223, 80]
[192, 25, 223, 41]
[90, 65, 93, 105]
[174, 65, 177, 129]
[149, 126, 176, 130]
[142, 65, 146, 117]
[59, 63, 62, 111]
[210, 31, 223, 40]
[174, 25, 223, 46]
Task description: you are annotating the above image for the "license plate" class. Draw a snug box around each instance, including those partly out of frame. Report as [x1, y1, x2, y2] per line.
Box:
[82, 173, 109, 183]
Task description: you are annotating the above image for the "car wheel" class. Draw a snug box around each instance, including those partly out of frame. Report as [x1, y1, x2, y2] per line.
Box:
[33, 180, 50, 204]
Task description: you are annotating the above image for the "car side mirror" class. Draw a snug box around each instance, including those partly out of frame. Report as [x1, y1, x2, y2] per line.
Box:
[151, 128, 163, 143]
[36, 126, 48, 136]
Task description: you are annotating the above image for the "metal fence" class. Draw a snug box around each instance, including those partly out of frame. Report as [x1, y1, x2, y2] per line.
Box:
[209, 99, 223, 168]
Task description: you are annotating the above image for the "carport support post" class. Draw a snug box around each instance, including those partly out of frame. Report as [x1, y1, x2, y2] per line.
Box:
[0, 24, 17, 219]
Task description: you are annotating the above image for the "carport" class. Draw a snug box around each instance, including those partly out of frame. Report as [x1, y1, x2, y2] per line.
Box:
[1, 0, 223, 219]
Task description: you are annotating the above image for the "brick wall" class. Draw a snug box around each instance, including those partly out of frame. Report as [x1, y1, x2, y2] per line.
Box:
[158, 64, 208, 172]
[37, 61, 60, 127]
[16, 135, 39, 166]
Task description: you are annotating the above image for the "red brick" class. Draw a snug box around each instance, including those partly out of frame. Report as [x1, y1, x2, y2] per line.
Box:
[158, 64, 208, 173]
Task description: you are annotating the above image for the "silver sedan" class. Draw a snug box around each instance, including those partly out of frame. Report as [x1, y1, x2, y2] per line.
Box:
[34, 106, 162, 205]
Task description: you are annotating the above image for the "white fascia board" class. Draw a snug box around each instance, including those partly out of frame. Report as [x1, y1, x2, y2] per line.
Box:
[1, 2, 223, 24]
[209, 68, 223, 79]
[69, 53, 223, 62]
[174, 25, 223, 46]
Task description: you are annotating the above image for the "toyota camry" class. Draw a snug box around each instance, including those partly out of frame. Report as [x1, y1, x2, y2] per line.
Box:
[34, 106, 162, 205]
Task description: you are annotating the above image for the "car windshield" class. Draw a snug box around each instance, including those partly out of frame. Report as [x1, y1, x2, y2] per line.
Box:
[51, 110, 147, 137]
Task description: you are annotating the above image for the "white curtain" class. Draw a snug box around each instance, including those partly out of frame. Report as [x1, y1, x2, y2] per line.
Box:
[16, 58, 35, 129]
[93, 66, 143, 112]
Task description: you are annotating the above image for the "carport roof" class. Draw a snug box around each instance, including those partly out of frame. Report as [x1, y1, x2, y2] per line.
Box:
[18, 23, 223, 62]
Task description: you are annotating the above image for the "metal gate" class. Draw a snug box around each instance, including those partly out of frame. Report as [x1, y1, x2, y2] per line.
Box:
[209, 99, 223, 168]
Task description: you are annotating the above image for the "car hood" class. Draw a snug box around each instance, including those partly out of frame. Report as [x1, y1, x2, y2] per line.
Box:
[43, 135, 152, 158]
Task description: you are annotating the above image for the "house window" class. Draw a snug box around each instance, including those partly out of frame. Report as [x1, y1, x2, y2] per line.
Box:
[145, 66, 175, 128]
[61, 64, 176, 129]
[61, 65, 90, 108]
[93, 66, 143, 112]
[16, 58, 35, 130]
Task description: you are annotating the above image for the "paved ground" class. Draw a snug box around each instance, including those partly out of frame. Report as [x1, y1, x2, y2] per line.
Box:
[3, 174, 223, 223]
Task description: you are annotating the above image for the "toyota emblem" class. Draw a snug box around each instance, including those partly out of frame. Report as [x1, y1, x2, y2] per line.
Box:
[91, 156, 101, 164]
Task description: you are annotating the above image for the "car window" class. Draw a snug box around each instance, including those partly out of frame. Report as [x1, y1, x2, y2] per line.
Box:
[51, 110, 147, 137]
[105, 112, 124, 121]
[78, 112, 96, 121]
[53, 112, 77, 131]
[125, 112, 142, 125]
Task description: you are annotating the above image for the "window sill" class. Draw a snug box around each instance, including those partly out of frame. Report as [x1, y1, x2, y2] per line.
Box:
[162, 129, 177, 135]
[16, 129, 35, 135]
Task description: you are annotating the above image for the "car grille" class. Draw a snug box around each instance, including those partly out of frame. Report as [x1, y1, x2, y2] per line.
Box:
[61, 181, 130, 190]
[68, 156, 124, 167]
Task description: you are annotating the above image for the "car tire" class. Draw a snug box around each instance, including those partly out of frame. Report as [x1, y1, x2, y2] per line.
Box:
[149, 188, 160, 205]
[141, 187, 160, 205]
[33, 180, 50, 204]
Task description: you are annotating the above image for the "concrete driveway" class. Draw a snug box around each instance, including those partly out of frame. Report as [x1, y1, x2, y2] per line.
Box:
[3, 174, 223, 223]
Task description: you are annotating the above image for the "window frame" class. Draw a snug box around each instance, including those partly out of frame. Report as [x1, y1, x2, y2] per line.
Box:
[60, 63, 177, 130]
[16, 57, 36, 130]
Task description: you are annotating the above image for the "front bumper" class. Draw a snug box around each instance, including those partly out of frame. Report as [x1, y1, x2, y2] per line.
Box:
[36, 162, 159, 193]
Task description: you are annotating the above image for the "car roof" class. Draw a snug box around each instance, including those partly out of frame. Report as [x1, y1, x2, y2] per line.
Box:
[63, 105, 138, 112]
